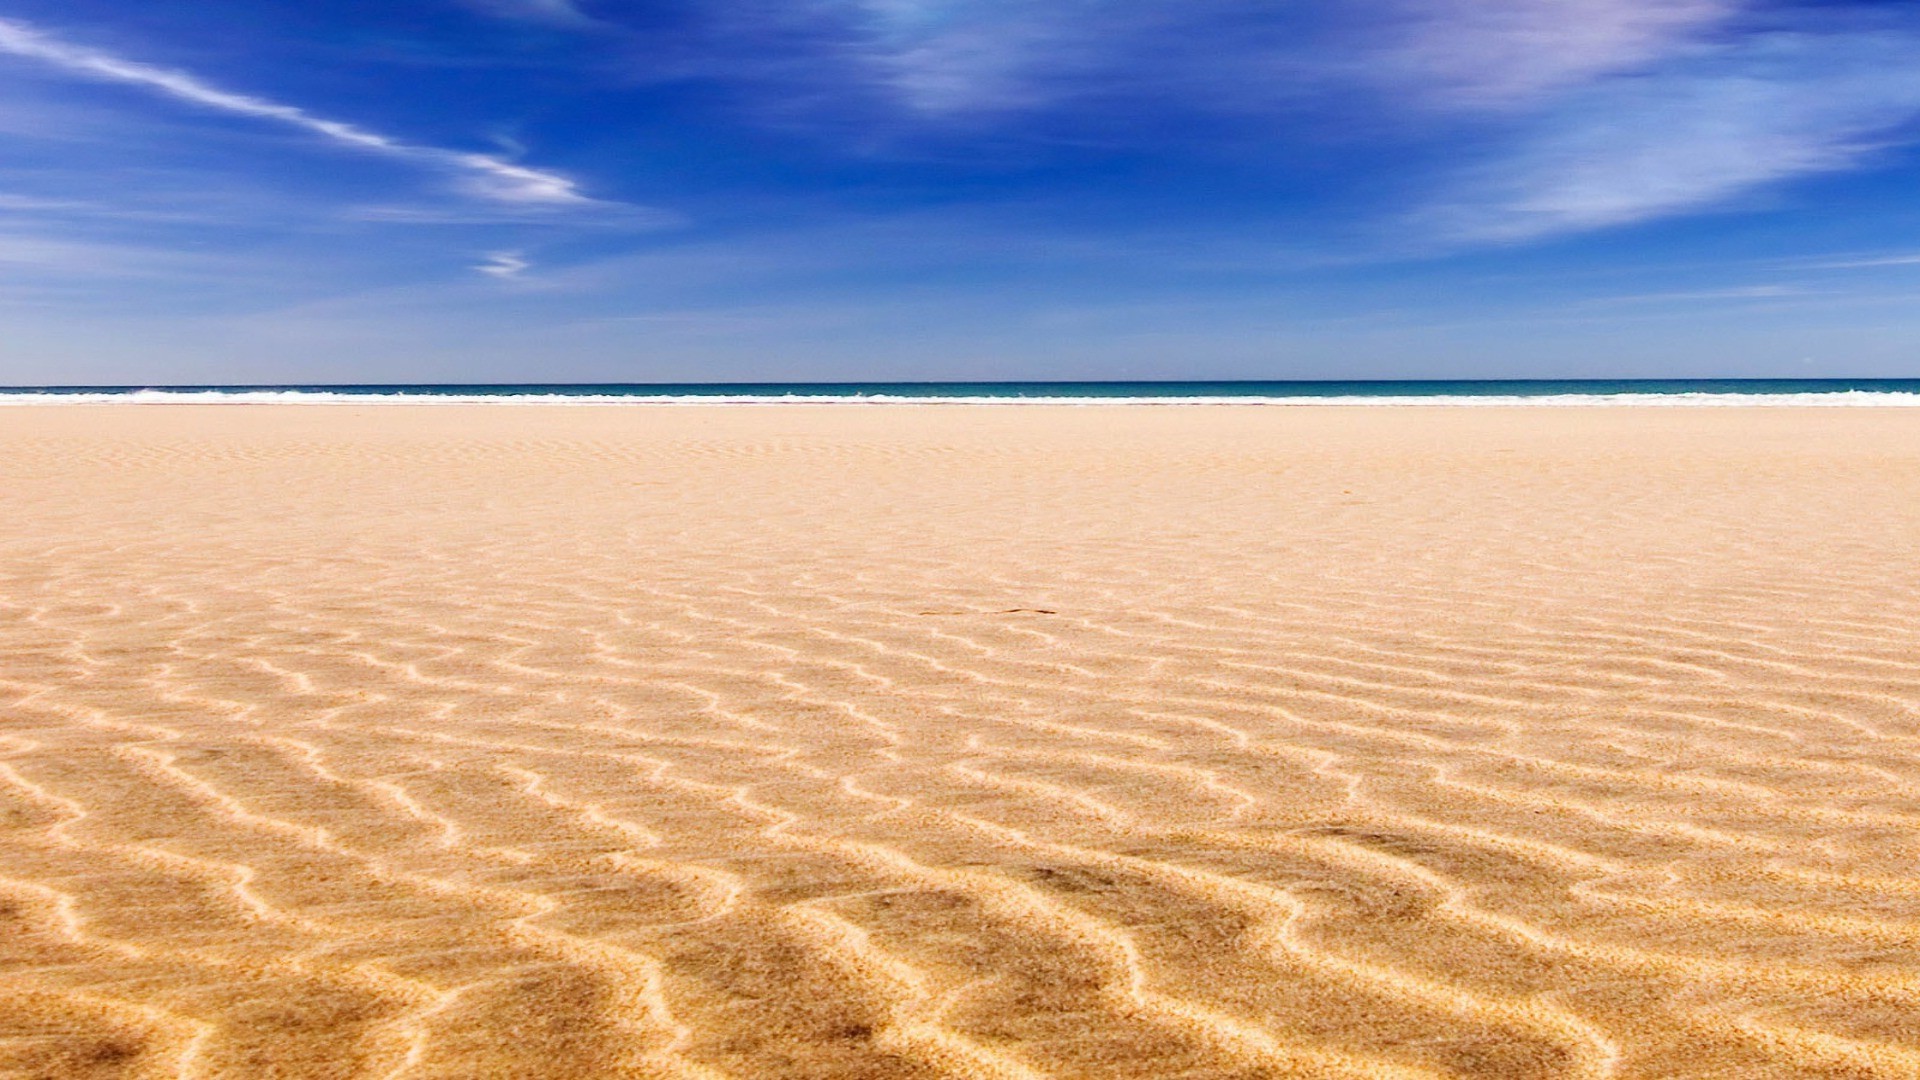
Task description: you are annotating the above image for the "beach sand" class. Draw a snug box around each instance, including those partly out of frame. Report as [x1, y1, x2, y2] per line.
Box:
[4, 403, 1920, 1079]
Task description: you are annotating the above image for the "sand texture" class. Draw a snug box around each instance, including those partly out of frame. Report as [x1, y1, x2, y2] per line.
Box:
[4, 404, 1920, 1079]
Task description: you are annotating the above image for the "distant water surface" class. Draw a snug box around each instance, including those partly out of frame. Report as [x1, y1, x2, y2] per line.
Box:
[4, 379, 1920, 404]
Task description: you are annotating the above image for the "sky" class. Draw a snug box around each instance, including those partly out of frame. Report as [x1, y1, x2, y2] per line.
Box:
[3, 0, 1920, 383]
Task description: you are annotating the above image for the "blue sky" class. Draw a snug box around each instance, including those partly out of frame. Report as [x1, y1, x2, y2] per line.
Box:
[3, 0, 1920, 383]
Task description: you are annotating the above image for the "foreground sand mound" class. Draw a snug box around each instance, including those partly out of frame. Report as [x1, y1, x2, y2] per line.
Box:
[3, 404, 1920, 1079]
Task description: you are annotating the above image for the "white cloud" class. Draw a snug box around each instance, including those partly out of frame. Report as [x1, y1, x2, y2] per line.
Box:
[1579, 284, 1803, 305]
[475, 250, 529, 278]
[1811, 253, 1920, 270]
[1430, 32, 1920, 242]
[0, 230, 235, 278]
[462, 0, 597, 28]
[841, 1, 1073, 114]
[1379, 0, 1737, 106]
[0, 16, 588, 205]
[828, 0, 1740, 119]
[346, 202, 677, 228]
[0, 193, 95, 212]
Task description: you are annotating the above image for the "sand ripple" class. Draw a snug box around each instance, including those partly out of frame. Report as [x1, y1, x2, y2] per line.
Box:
[4, 405, 1920, 1078]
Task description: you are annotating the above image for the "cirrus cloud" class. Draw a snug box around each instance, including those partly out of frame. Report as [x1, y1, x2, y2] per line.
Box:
[1431, 29, 1920, 242]
[0, 15, 590, 205]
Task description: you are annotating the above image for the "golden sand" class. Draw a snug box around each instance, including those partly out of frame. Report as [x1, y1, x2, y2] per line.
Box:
[3, 404, 1920, 1079]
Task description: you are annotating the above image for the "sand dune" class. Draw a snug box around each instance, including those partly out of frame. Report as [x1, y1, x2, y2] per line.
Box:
[4, 404, 1920, 1078]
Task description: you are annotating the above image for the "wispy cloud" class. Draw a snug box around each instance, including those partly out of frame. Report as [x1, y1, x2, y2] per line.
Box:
[1376, 0, 1736, 107]
[461, 0, 599, 29]
[474, 250, 529, 278]
[1810, 253, 1920, 270]
[0, 230, 240, 278]
[1428, 30, 1920, 242]
[815, 0, 1738, 120]
[344, 201, 676, 228]
[0, 15, 589, 205]
[842, 1, 1075, 114]
[0, 193, 98, 213]
[1577, 284, 1804, 306]
[766, 1, 1920, 251]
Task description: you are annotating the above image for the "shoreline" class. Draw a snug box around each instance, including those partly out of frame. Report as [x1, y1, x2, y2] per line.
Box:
[5, 393, 1920, 406]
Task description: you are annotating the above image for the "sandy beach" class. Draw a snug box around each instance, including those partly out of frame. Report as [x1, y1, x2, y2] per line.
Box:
[5, 403, 1920, 1079]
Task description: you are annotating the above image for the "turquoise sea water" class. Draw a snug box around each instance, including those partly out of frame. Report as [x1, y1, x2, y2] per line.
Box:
[3, 380, 1920, 404]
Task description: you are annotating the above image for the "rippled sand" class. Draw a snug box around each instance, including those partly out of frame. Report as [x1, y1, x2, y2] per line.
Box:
[5, 404, 1920, 1079]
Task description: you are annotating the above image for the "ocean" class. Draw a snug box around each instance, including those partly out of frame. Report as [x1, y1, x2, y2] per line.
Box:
[3, 379, 1920, 405]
